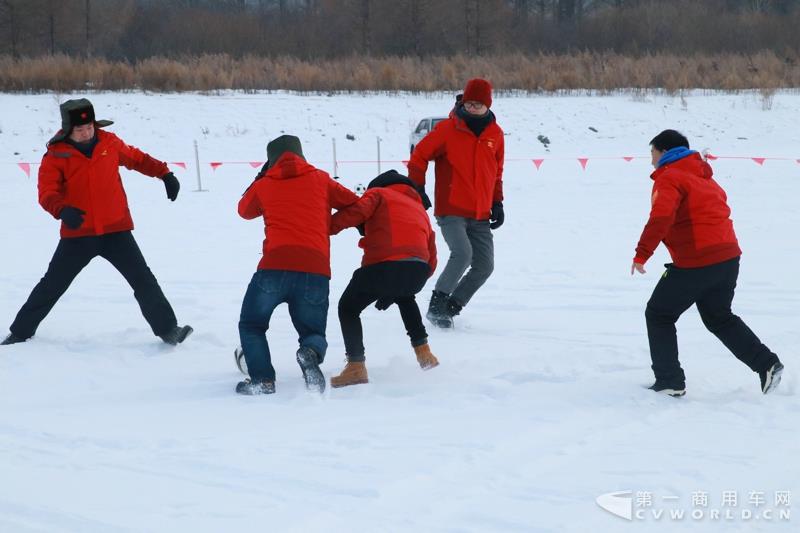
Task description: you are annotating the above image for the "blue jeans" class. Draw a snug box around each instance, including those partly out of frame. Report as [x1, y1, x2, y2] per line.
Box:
[238, 270, 329, 381]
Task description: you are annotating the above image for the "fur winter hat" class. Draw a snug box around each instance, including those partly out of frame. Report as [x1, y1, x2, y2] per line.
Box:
[462, 78, 493, 108]
[50, 98, 113, 143]
[266, 135, 305, 168]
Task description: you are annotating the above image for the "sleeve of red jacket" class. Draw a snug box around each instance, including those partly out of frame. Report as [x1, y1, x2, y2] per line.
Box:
[427, 228, 438, 276]
[330, 192, 380, 235]
[328, 179, 359, 210]
[407, 123, 446, 187]
[117, 139, 170, 177]
[37, 153, 66, 219]
[493, 134, 505, 203]
[634, 176, 683, 264]
[238, 182, 263, 220]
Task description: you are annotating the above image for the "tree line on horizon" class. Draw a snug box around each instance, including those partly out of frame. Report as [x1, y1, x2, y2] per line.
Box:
[1, 0, 799, 60]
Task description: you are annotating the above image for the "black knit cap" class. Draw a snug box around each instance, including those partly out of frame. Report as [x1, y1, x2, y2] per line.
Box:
[266, 134, 305, 168]
[49, 98, 113, 143]
[368, 169, 432, 209]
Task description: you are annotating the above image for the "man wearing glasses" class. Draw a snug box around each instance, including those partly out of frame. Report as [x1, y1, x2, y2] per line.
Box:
[408, 78, 505, 328]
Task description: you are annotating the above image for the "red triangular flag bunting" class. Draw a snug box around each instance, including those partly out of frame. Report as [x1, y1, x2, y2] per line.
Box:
[623, 157, 634, 162]
[706, 154, 718, 161]
[578, 158, 589, 170]
[532, 159, 544, 169]
[249, 161, 263, 168]
[171, 162, 187, 169]
[18, 162, 31, 178]
[752, 158, 765, 166]
[210, 162, 223, 171]
[402, 160, 409, 167]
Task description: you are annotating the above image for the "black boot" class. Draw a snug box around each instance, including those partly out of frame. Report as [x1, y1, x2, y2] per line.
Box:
[445, 298, 463, 318]
[426, 290, 452, 328]
[296, 346, 325, 393]
[159, 325, 193, 346]
[236, 378, 276, 395]
[760, 361, 784, 394]
[1, 332, 26, 346]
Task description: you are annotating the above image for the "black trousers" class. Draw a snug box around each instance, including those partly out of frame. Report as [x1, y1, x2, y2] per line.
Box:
[645, 256, 778, 385]
[10, 231, 177, 339]
[338, 261, 430, 362]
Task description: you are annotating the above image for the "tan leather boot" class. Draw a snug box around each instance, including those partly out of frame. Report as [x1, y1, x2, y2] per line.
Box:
[330, 361, 369, 388]
[414, 343, 439, 370]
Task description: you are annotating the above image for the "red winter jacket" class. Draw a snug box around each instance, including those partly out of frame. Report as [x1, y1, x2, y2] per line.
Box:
[407, 114, 504, 219]
[38, 129, 170, 238]
[634, 153, 741, 268]
[238, 153, 359, 277]
[330, 183, 437, 275]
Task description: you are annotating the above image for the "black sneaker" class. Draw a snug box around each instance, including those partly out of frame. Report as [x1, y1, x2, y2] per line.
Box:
[159, 325, 193, 346]
[234, 346, 248, 375]
[235, 378, 276, 395]
[648, 381, 686, 397]
[760, 361, 784, 394]
[445, 298, 463, 317]
[1, 333, 26, 346]
[296, 346, 325, 393]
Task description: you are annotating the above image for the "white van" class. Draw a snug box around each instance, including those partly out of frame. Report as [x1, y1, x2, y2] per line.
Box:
[409, 117, 447, 154]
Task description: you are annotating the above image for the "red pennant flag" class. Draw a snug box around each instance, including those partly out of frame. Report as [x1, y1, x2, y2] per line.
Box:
[18, 162, 31, 178]
[578, 158, 589, 170]
[623, 157, 634, 162]
[796, 159, 800, 164]
[210, 162, 223, 171]
[171, 162, 187, 170]
[706, 154, 718, 161]
[249, 161, 263, 168]
[752, 158, 765, 166]
[402, 160, 409, 167]
[532, 159, 544, 170]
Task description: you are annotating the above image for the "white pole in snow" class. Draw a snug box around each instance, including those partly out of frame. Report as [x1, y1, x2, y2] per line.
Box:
[376, 136, 382, 175]
[193, 140, 207, 192]
[332, 138, 338, 177]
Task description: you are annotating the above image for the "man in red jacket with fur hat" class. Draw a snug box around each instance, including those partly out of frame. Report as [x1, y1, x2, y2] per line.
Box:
[328, 170, 439, 388]
[1, 98, 192, 347]
[408, 77, 505, 329]
[632, 129, 783, 397]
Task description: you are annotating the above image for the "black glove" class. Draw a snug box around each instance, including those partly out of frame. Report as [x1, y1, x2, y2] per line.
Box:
[162, 172, 180, 201]
[375, 297, 394, 311]
[58, 206, 86, 229]
[489, 201, 504, 230]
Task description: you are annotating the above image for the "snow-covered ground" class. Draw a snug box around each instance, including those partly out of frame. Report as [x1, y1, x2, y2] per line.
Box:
[1, 91, 798, 532]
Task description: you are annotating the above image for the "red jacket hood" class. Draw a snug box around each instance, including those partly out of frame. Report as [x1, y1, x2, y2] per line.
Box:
[384, 183, 424, 204]
[264, 152, 314, 180]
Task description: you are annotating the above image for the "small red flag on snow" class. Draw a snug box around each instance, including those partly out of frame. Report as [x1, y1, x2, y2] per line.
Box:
[249, 162, 263, 168]
[171, 162, 187, 169]
[402, 160, 409, 167]
[623, 157, 634, 162]
[18, 162, 31, 178]
[705, 154, 718, 161]
[532, 159, 544, 170]
[210, 162, 223, 171]
[752, 158, 766, 166]
[578, 158, 589, 170]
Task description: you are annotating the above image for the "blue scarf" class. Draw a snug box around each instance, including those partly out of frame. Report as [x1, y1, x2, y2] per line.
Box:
[657, 146, 697, 168]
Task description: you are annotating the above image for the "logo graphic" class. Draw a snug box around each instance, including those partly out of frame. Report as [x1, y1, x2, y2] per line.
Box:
[486, 138, 495, 150]
[597, 491, 633, 520]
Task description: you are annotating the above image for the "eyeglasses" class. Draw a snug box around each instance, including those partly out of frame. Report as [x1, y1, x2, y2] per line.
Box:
[463, 101, 486, 110]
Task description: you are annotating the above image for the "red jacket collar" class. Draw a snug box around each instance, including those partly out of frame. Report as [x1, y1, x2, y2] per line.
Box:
[650, 152, 713, 181]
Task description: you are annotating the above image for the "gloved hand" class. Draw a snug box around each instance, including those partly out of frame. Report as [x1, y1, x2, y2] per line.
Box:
[375, 297, 394, 311]
[489, 201, 504, 230]
[58, 206, 86, 229]
[162, 172, 180, 201]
